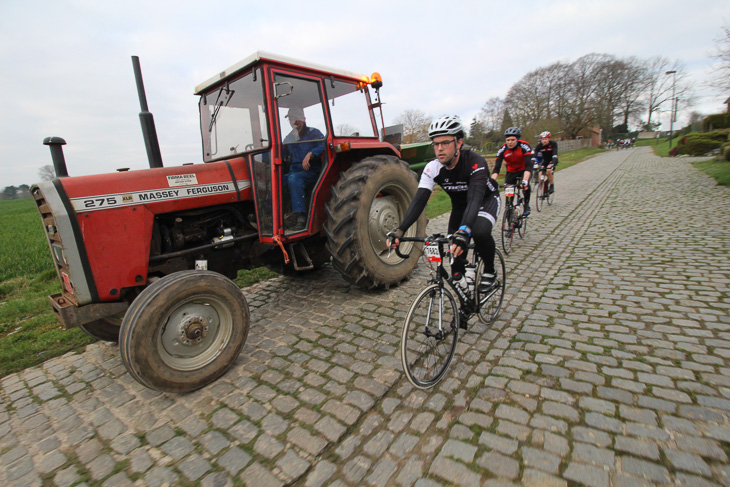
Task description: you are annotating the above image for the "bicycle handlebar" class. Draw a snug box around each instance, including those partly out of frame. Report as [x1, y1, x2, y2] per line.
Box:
[387, 233, 452, 259]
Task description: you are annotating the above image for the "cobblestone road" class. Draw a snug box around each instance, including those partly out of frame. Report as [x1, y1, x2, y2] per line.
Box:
[2, 147, 729, 486]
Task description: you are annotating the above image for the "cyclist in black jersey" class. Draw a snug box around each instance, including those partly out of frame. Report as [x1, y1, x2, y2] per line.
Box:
[532, 131, 558, 194]
[387, 115, 501, 292]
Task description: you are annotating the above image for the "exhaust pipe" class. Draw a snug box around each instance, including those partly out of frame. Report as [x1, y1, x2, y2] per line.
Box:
[132, 56, 163, 168]
[43, 136, 69, 177]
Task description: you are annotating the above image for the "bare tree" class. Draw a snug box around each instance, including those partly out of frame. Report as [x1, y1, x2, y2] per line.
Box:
[642, 57, 692, 129]
[479, 97, 505, 133]
[708, 23, 730, 93]
[336, 124, 358, 136]
[38, 164, 56, 181]
[554, 53, 608, 138]
[393, 109, 431, 144]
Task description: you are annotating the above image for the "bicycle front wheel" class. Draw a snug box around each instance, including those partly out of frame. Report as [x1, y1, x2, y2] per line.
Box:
[519, 212, 528, 239]
[547, 183, 555, 206]
[401, 284, 459, 389]
[476, 249, 506, 324]
[501, 207, 514, 255]
[535, 179, 544, 212]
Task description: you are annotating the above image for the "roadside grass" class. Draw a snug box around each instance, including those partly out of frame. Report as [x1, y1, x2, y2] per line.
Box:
[635, 137, 730, 187]
[635, 137, 672, 157]
[692, 157, 730, 187]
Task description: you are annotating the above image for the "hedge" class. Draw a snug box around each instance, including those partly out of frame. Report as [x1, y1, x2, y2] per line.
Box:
[675, 133, 723, 156]
[703, 113, 730, 131]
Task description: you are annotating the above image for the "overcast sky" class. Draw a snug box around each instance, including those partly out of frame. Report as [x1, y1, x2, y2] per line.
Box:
[1, 0, 727, 187]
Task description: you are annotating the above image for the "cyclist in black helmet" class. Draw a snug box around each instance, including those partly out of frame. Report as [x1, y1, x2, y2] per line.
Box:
[532, 131, 558, 194]
[387, 115, 501, 293]
[492, 127, 534, 215]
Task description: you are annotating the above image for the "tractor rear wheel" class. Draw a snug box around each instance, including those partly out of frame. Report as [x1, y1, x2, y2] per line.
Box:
[324, 155, 425, 289]
[119, 270, 249, 393]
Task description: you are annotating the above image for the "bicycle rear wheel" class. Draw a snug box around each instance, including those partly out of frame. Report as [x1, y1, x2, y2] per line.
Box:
[501, 207, 514, 255]
[401, 284, 459, 389]
[475, 249, 506, 324]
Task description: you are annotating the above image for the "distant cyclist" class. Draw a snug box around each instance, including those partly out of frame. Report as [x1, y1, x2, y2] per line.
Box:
[492, 127, 534, 215]
[532, 131, 558, 194]
[387, 115, 501, 294]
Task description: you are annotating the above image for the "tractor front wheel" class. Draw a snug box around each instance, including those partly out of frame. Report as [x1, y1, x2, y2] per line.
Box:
[324, 155, 425, 289]
[119, 270, 249, 393]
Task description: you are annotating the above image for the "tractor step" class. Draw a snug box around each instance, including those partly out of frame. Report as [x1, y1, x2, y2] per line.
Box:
[288, 242, 314, 271]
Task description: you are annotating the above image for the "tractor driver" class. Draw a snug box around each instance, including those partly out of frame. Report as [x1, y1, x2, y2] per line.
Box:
[282, 107, 326, 228]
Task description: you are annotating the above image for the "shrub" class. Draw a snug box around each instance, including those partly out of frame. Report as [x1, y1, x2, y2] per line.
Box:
[723, 142, 730, 162]
[675, 133, 722, 156]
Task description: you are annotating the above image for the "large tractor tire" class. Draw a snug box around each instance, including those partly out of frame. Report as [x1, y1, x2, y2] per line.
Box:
[119, 270, 249, 393]
[324, 155, 426, 289]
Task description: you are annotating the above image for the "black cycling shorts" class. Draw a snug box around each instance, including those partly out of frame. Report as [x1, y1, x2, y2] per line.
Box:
[505, 170, 531, 186]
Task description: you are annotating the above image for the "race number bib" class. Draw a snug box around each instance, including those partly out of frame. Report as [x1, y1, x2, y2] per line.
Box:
[424, 243, 441, 263]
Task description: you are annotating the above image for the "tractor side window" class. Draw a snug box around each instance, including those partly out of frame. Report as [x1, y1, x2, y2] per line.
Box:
[199, 68, 269, 162]
[327, 80, 377, 137]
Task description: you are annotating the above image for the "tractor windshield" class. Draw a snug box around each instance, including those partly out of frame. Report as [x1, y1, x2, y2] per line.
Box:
[199, 67, 269, 162]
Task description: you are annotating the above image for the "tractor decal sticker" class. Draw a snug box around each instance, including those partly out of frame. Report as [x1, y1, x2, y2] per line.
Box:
[166, 174, 199, 187]
[70, 180, 251, 212]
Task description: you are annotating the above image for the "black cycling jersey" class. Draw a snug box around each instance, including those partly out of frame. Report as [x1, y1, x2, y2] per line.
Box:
[533, 140, 559, 166]
[398, 150, 499, 234]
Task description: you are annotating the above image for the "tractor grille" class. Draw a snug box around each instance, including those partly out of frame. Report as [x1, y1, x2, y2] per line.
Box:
[32, 186, 78, 305]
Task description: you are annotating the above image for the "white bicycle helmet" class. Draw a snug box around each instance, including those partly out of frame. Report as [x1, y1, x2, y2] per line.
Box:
[428, 116, 464, 138]
[539, 131, 551, 138]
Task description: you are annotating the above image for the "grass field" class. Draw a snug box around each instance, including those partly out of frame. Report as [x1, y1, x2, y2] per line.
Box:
[0, 147, 603, 377]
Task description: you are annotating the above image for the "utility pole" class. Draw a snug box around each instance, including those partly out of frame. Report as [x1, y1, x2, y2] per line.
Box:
[666, 70, 677, 149]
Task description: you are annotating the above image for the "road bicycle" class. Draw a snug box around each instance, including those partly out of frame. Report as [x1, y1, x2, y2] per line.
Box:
[501, 183, 528, 254]
[534, 167, 555, 212]
[391, 234, 506, 389]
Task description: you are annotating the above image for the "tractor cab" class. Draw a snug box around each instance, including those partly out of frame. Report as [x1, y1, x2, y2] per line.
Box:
[195, 52, 382, 244]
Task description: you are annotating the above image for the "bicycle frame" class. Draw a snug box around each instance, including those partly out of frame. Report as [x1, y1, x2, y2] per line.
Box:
[395, 235, 497, 319]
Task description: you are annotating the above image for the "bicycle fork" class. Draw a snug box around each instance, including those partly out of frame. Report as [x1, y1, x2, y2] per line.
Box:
[424, 289, 447, 340]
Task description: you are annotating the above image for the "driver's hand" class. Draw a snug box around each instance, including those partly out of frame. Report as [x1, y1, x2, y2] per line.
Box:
[303, 153, 312, 171]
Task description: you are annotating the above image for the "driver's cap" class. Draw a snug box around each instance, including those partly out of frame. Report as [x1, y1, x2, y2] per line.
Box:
[286, 107, 305, 122]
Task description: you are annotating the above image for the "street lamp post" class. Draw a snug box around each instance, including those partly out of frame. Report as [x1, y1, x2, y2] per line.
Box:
[666, 70, 677, 149]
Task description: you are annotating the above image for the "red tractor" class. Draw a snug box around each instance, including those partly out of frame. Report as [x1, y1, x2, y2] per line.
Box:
[32, 52, 425, 393]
